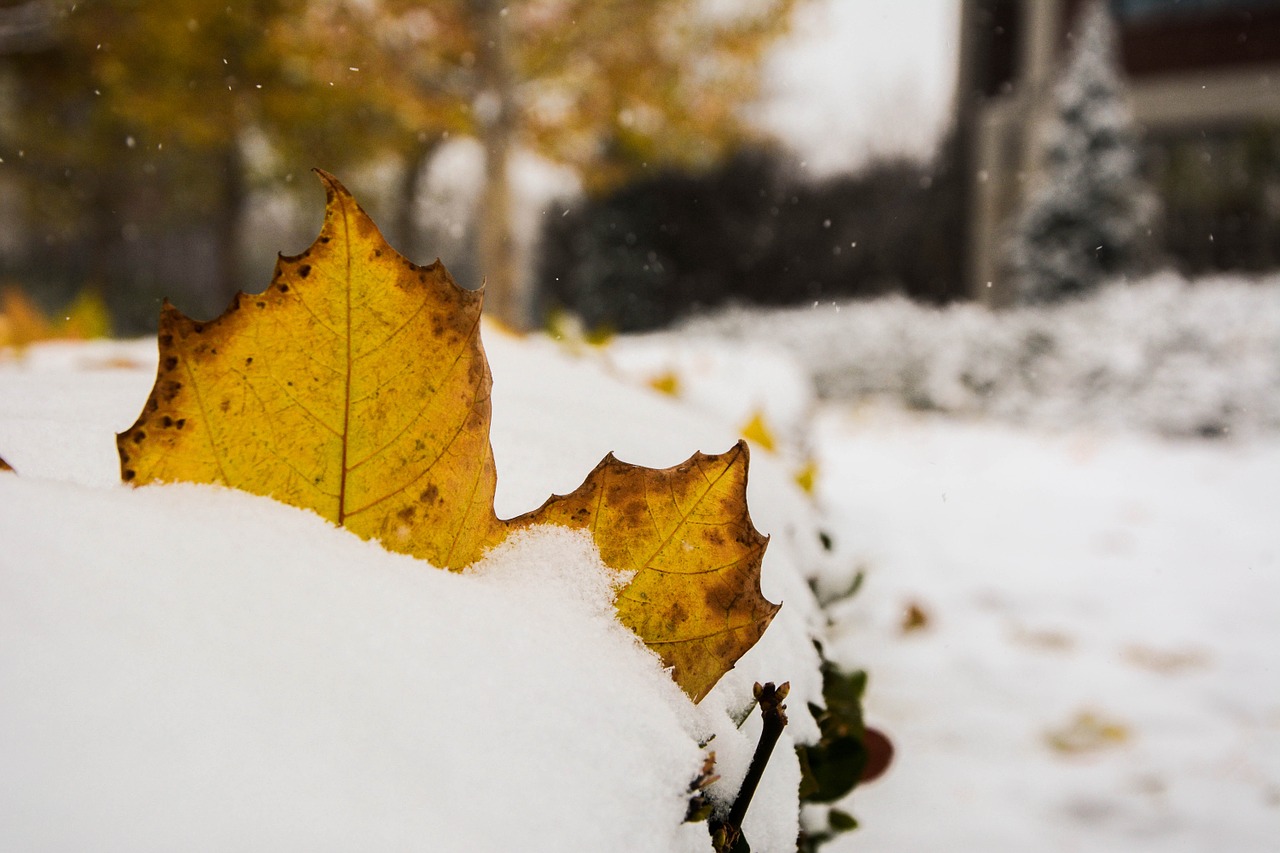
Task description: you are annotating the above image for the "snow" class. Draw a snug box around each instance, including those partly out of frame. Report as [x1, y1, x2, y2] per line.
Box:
[0, 330, 824, 852]
[814, 406, 1280, 852]
[1, 487, 703, 850]
[4, 276, 1279, 849]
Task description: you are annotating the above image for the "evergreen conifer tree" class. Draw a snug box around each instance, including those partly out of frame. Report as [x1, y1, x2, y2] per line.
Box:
[1006, 0, 1160, 304]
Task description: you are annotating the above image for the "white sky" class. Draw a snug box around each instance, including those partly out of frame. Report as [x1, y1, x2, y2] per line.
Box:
[756, 0, 961, 175]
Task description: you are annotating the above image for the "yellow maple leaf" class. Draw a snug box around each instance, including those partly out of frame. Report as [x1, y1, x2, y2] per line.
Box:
[119, 173, 504, 569]
[119, 170, 777, 701]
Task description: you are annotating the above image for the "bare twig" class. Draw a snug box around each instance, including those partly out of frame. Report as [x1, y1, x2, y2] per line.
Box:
[712, 681, 790, 852]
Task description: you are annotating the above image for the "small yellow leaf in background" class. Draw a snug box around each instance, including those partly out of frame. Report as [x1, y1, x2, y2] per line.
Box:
[647, 369, 682, 397]
[1045, 710, 1130, 754]
[793, 459, 819, 495]
[739, 409, 777, 453]
[119, 171, 778, 702]
[60, 287, 113, 340]
[1, 287, 51, 348]
[0, 285, 111, 350]
[583, 324, 616, 347]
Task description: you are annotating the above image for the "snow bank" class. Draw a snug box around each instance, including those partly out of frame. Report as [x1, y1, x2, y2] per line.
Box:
[0, 329, 829, 852]
[680, 273, 1280, 439]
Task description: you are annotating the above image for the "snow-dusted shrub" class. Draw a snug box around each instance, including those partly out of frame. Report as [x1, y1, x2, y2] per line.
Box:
[679, 274, 1280, 439]
[1004, 0, 1160, 304]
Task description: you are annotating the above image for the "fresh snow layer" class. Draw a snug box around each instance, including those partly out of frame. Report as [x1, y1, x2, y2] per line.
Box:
[1, 487, 704, 850]
[0, 331, 827, 852]
[815, 404, 1280, 852]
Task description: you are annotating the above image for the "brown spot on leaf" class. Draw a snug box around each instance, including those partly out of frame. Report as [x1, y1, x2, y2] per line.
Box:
[132, 431, 146, 444]
[298, 264, 311, 278]
[123, 469, 136, 481]
[163, 356, 178, 371]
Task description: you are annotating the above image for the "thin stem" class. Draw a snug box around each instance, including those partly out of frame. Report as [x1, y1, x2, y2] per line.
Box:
[713, 681, 790, 852]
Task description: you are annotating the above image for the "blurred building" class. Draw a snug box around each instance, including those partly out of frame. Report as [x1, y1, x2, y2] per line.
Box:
[956, 0, 1280, 304]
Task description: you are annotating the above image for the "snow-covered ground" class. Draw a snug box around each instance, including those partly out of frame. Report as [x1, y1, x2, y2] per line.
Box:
[3, 282, 1278, 850]
[814, 404, 1279, 852]
[0, 331, 826, 852]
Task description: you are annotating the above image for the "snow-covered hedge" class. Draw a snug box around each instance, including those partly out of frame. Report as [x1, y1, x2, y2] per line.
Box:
[679, 273, 1280, 439]
[0, 331, 832, 851]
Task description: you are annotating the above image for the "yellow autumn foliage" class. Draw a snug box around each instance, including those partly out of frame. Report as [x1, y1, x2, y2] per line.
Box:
[119, 171, 777, 702]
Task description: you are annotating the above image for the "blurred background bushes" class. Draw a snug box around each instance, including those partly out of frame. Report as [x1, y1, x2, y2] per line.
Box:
[538, 139, 966, 332]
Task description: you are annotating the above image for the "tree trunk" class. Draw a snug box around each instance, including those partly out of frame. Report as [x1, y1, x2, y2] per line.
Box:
[394, 136, 442, 262]
[212, 141, 245, 313]
[472, 0, 523, 328]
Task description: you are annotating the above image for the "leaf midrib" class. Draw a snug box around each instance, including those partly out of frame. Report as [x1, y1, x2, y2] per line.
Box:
[337, 193, 354, 524]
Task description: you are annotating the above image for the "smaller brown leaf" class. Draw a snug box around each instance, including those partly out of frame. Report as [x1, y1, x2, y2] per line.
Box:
[512, 440, 778, 702]
[901, 601, 930, 633]
[0, 454, 13, 472]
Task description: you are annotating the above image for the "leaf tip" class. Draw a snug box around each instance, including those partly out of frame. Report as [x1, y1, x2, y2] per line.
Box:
[311, 166, 343, 193]
[311, 168, 361, 226]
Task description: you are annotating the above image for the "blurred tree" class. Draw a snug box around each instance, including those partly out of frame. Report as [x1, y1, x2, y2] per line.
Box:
[1, 0, 402, 319]
[1003, 0, 1161, 304]
[2, 1, 800, 327]
[354, 0, 803, 327]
